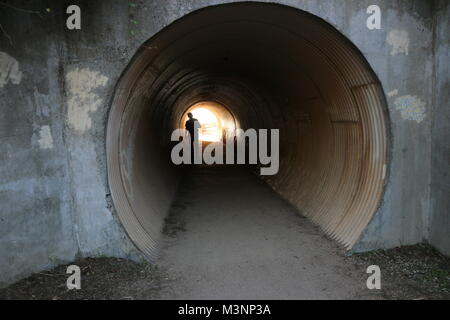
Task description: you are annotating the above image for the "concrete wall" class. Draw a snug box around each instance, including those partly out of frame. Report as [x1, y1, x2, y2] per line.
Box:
[0, 0, 447, 286]
[430, 0, 450, 256]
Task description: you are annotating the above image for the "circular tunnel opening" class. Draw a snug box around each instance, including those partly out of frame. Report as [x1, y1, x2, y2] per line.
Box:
[107, 2, 388, 259]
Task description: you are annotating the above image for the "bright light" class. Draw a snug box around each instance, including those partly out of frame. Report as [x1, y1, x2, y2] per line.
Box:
[187, 108, 222, 142]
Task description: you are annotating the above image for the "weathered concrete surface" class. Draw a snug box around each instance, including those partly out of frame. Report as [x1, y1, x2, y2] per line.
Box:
[159, 166, 377, 299]
[0, 0, 448, 287]
[351, 1, 436, 251]
[430, 0, 450, 256]
[0, 0, 144, 287]
[0, 5, 78, 286]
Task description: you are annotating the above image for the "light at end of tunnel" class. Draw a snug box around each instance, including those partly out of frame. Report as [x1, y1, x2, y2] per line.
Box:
[191, 108, 221, 142]
[182, 106, 226, 142]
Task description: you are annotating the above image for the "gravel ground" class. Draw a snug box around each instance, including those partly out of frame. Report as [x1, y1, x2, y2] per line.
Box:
[351, 243, 450, 300]
[0, 244, 448, 300]
[0, 257, 172, 300]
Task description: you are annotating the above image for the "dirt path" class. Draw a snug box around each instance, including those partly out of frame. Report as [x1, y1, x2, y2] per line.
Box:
[157, 166, 379, 299]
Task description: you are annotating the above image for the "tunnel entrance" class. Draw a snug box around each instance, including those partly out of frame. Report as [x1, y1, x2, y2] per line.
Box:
[106, 2, 388, 259]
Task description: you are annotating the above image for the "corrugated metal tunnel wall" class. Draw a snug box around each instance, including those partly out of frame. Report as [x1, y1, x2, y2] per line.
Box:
[107, 3, 388, 258]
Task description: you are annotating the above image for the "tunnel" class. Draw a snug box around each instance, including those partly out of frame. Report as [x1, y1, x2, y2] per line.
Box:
[106, 2, 388, 259]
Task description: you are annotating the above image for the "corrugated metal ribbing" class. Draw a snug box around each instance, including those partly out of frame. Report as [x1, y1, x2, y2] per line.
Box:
[106, 3, 388, 258]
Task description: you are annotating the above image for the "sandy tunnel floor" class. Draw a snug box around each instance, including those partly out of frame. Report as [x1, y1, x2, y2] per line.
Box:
[157, 166, 378, 299]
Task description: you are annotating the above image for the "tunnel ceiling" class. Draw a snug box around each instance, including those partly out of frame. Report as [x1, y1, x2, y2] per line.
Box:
[106, 3, 389, 258]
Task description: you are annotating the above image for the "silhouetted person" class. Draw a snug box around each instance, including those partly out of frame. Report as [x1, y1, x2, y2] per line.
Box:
[185, 112, 201, 163]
